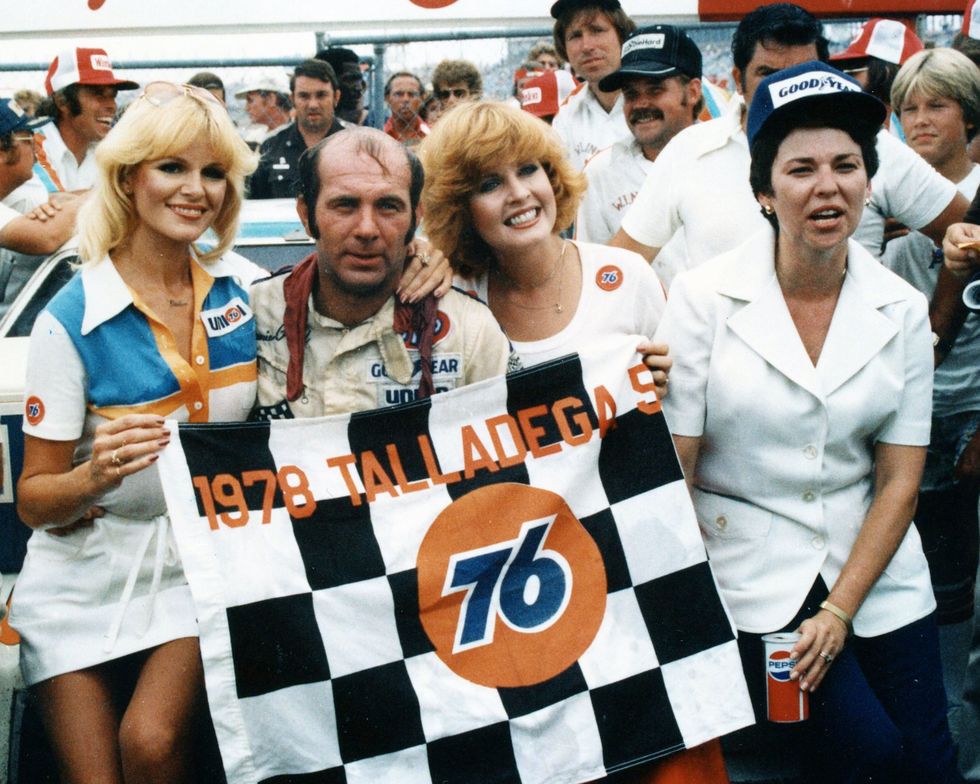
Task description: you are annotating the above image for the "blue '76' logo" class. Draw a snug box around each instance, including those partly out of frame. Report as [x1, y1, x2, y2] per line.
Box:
[442, 516, 573, 654]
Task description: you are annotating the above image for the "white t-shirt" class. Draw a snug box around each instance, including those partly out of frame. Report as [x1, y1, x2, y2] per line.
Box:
[552, 82, 630, 171]
[577, 138, 654, 245]
[455, 241, 666, 367]
[577, 137, 687, 289]
[883, 163, 980, 416]
[854, 129, 958, 253]
[0, 197, 42, 318]
[0, 201, 19, 235]
[620, 104, 957, 271]
[619, 102, 763, 274]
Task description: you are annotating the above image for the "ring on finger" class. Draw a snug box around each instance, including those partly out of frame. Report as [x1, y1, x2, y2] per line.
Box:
[418, 252, 431, 267]
[111, 449, 123, 467]
[819, 651, 834, 664]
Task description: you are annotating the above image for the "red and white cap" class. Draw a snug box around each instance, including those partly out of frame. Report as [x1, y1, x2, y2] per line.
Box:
[44, 47, 139, 96]
[963, 0, 980, 39]
[830, 18, 924, 66]
[520, 70, 577, 119]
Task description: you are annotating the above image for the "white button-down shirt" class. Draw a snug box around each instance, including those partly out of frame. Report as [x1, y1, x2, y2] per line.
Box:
[655, 227, 936, 637]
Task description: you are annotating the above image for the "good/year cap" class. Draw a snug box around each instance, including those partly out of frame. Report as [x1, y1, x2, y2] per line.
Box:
[746, 60, 886, 147]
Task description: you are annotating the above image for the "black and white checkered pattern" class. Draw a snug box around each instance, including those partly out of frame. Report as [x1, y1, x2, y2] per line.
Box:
[160, 335, 753, 784]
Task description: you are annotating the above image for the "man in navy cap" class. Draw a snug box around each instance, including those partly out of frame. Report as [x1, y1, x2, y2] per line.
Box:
[576, 25, 703, 285]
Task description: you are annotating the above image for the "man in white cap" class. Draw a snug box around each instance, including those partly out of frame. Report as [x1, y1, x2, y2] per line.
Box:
[829, 17, 924, 140]
[34, 46, 138, 194]
[575, 24, 702, 286]
[236, 74, 291, 148]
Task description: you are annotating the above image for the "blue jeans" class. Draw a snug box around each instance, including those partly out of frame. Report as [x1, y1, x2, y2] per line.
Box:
[731, 581, 962, 784]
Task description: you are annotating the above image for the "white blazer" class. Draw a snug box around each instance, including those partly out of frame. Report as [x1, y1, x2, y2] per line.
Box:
[655, 227, 936, 637]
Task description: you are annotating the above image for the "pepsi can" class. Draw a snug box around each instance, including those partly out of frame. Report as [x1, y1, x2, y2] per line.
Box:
[763, 632, 809, 722]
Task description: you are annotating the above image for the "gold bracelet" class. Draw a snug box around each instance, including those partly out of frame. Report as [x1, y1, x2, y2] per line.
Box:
[819, 600, 853, 635]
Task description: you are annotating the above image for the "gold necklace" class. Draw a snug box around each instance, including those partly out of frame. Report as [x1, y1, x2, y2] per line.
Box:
[492, 240, 568, 313]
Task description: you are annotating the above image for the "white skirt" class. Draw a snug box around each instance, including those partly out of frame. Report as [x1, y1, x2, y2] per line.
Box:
[9, 512, 198, 686]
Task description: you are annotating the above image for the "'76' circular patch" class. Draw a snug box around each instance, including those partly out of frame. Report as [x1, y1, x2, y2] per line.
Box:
[25, 396, 45, 426]
[417, 483, 606, 688]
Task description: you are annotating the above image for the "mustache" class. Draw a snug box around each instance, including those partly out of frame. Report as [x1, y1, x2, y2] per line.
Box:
[629, 108, 665, 125]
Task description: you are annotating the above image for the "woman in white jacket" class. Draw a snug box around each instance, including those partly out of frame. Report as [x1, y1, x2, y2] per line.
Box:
[656, 61, 960, 783]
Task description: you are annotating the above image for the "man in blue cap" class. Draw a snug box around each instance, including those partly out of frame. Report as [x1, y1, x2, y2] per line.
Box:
[0, 98, 81, 314]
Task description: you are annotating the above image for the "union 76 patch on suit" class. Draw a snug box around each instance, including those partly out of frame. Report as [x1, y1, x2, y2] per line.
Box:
[158, 334, 753, 784]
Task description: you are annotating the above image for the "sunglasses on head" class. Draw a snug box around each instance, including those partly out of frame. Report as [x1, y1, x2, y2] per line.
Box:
[139, 81, 223, 108]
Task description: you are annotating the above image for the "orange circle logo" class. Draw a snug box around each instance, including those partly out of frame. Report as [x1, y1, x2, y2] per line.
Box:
[417, 483, 606, 688]
[25, 396, 45, 426]
[596, 265, 623, 292]
[409, 0, 459, 7]
[401, 310, 451, 348]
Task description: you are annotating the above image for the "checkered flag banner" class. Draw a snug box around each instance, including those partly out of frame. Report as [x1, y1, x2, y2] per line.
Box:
[158, 334, 753, 784]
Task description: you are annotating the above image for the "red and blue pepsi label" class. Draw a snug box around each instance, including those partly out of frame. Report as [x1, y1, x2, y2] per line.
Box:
[763, 633, 809, 722]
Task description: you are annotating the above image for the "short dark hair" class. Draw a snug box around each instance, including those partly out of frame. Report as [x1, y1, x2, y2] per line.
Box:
[553, 5, 636, 64]
[315, 47, 359, 75]
[862, 57, 900, 106]
[188, 71, 226, 101]
[749, 112, 879, 229]
[291, 59, 339, 93]
[298, 128, 423, 244]
[385, 72, 424, 97]
[732, 4, 829, 80]
[52, 83, 82, 118]
[0, 132, 16, 163]
[431, 60, 483, 95]
[953, 31, 980, 68]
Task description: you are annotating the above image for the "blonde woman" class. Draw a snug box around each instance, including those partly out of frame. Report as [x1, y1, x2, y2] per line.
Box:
[14, 82, 258, 783]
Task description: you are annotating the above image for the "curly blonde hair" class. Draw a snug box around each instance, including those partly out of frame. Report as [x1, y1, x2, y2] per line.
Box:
[77, 87, 257, 265]
[419, 101, 585, 275]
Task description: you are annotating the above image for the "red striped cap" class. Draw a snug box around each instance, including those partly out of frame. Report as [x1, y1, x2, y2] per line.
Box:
[964, 0, 980, 39]
[830, 18, 923, 66]
[44, 47, 139, 96]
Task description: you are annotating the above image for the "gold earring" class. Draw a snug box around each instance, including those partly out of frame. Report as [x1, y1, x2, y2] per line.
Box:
[864, 196, 871, 207]
[762, 203, 774, 215]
